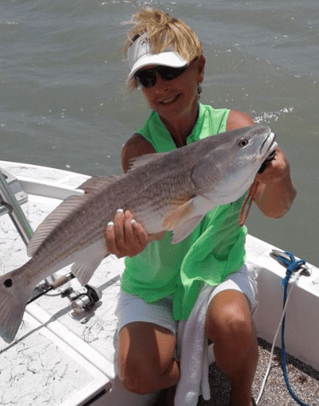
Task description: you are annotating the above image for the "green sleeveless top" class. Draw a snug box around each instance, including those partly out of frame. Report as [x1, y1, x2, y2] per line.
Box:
[121, 103, 247, 320]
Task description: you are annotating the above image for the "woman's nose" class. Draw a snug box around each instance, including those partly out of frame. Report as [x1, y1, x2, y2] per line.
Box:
[153, 74, 169, 91]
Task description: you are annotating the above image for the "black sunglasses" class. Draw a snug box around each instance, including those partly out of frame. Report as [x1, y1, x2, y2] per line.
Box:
[134, 65, 188, 88]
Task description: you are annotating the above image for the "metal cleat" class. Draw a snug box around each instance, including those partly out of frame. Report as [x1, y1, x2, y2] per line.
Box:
[270, 249, 311, 277]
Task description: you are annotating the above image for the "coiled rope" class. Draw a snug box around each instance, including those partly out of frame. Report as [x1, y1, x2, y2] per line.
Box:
[256, 251, 310, 405]
[277, 251, 309, 406]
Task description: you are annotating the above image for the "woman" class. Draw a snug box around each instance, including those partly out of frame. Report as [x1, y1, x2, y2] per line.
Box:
[106, 8, 296, 406]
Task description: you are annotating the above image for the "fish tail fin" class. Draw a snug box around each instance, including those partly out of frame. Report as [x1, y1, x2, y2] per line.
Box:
[0, 269, 32, 343]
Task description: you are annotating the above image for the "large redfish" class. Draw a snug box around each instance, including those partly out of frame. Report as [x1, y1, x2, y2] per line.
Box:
[0, 125, 276, 342]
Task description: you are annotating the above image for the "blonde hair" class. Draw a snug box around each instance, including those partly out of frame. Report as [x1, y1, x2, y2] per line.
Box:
[124, 7, 203, 89]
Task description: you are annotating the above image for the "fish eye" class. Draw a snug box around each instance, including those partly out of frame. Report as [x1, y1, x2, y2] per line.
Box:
[238, 138, 249, 148]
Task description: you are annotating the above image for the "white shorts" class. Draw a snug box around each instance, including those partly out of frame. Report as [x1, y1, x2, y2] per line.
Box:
[115, 263, 258, 336]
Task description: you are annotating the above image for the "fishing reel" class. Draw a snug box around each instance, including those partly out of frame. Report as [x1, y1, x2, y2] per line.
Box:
[27, 272, 102, 319]
[67, 285, 102, 316]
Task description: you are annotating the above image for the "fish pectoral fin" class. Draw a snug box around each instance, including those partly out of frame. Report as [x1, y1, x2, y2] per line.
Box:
[163, 193, 214, 243]
[171, 215, 204, 244]
[71, 239, 108, 285]
[147, 231, 166, 242]
[0, 272, 32, 343]
[162, 194, 196, 231]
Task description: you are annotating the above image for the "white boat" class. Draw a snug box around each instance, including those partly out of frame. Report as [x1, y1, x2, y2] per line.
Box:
[0, 160, 318, 406]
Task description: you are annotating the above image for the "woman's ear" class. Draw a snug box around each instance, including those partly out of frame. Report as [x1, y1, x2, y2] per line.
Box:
[197, 55, 206, 83]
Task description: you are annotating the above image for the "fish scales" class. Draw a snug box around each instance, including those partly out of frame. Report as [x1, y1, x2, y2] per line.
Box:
[26, 163, 194, 277]
[104, 156, 197, 229]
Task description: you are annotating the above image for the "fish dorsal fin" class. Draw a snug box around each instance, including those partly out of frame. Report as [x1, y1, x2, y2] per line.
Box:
[28, 175, 122, 257]
[78, 175, 122, 194]
[162, 194, 195, 231]
[128, 152, 167, 172]
[27, 194, 86, 257]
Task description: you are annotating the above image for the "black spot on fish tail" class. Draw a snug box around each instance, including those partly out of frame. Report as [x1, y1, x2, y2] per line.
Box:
[3, 279, 13, 288]
[0, 271, 33, 343]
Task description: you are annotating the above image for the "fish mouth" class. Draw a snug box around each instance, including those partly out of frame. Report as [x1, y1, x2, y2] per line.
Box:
[258, 132, 277, 173]
[260, 131, 277, 156]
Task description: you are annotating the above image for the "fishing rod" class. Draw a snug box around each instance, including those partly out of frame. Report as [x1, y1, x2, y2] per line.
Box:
[27, 272, 75, 304]
[27, 272, 102, 314]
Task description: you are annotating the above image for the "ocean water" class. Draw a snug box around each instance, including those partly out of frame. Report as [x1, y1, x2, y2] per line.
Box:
[0, 0, 318, 265]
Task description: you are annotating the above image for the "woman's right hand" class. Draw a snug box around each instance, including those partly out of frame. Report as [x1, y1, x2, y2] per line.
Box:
[105, 209, 149, 258]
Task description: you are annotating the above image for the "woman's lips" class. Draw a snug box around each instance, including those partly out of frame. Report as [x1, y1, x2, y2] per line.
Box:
[160, 94, 180, 104]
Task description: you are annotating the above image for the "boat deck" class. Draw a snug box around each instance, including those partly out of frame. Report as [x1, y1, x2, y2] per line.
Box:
[0, 161, 318, 406]
[194, 337, 319, 406]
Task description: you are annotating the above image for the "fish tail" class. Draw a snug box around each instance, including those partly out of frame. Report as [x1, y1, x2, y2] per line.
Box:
[0, 269, 33, 343]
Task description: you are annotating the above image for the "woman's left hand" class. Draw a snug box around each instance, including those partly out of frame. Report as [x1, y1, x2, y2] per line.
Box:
[255, 146, 291, 185]
[254, 146, 296, 218]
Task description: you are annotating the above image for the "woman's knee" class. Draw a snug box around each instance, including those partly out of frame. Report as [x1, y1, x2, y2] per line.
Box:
[118, 351, 179, 394]
[205, 290, 256, 352]
[117, 322, 177, 394]
[118, 354, 159, 394]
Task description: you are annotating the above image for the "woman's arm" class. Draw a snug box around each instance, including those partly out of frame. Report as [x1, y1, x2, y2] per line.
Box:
[253, 147, 296, 218]
[121, 133, 156, 173]
[226, 110, 296, 218]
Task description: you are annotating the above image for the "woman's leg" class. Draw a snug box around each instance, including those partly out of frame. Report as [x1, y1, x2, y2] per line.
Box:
[118, 321, 180, 395]
[205, 289, 258, 406]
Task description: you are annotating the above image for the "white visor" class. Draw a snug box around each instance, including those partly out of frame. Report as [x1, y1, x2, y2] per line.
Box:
[126, 32, 188, 85]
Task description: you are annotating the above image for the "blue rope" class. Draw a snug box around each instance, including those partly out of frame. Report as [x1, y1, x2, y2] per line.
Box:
[278, 251, 309, 406]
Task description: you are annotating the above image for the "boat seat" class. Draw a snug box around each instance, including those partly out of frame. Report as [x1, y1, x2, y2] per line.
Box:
[0, 167, 32, 246]
[0, 168, 28, 217]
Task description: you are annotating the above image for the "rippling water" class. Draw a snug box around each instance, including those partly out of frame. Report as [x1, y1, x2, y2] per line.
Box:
[1, 0, 318, 264]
